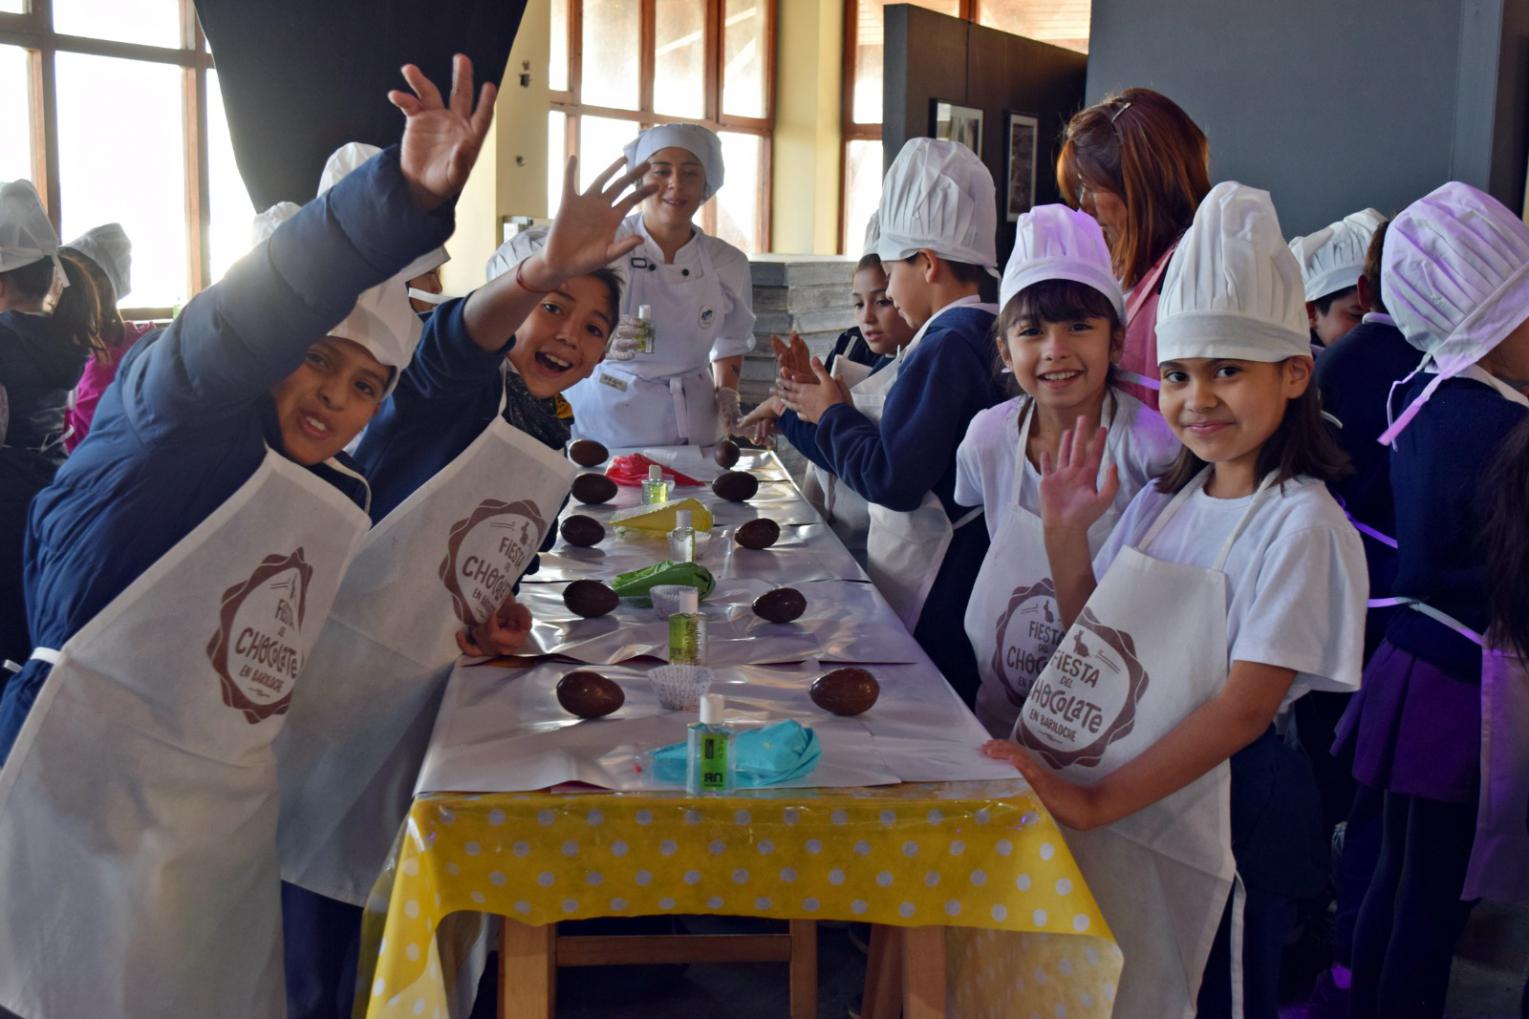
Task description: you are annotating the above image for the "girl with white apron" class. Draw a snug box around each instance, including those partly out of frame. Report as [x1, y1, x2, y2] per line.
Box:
[958, 204, 1176, 738]
[565, 124, 755, 449]
[986, 183, 1369, 1019]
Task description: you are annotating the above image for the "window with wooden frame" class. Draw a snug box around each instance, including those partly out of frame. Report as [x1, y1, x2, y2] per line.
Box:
[839, 0, 1088, 253]
[0, 0, 251, 317]
[548, 0, 775, 255]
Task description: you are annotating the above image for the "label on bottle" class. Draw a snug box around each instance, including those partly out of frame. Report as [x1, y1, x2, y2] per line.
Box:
[668, 614, 702, 665]
[698, 731, 730, 791]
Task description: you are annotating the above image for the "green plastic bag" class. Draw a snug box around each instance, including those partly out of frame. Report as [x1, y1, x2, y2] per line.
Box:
[611, 560, 715, 599]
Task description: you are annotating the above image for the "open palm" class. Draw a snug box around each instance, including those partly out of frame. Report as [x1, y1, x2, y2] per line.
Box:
[1038, 418, 1119, 534]
[539, 156, 658, 280]
[389, 55, 496, 210]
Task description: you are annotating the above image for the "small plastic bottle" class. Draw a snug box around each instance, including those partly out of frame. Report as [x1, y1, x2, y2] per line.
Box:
[642, 464, 671, 505]
[667, 588, 707, 665]
[668, 509, 697, 563]
[686, 693, 735, 794]
[636, 303, 655, 354]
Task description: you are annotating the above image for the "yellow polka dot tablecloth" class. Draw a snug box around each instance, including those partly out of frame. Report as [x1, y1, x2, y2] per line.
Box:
[359, 779, 1122, 1018]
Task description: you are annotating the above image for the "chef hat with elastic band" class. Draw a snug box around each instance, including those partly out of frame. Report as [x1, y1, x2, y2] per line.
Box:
[1288, 208, 1385, 303]
[874, 138, 999, 277]
[1156, 181, 1310, 365]
[999, 204, 1125, 321]
[319, 142, 449, 283]
[1377, 181, 1529, 445]
[483, 226, 629, 297]
[623, 124, 725, 201]
[64, 222, 132, 302]
[0, 179, 67, 294]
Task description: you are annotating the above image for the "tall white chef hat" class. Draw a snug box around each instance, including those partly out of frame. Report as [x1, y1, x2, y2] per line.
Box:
[1288, 208, 1385, 303]
[623, 124, 725, 201]
[484, 226, 629, 296]
[861, 211, 881, 259]
[318, 141, 449, 282]
[999, 204, 1125, 321]
[1377, 181, 1529, 444]
[874, 138, 999, 277]
[64, 222, 132, 302]
[0, 180, 66, 294]
[1156, 181, 1309, 364]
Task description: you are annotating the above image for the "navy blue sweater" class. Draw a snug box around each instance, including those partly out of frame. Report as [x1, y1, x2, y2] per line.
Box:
[0, 310, 89, 463]
[1385, 374, 1527, 678]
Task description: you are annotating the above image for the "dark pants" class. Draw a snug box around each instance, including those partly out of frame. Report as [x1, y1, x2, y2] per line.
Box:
[1332, 782, 1383, 968]
[1196, 883, 1297, 1019]
[282, 882, 363, 1019]
[1349, 791, 1477, 1018]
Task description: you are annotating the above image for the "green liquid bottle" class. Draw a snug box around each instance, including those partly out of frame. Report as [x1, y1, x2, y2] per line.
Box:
[686, 693, 735, 794]
[667, 588, 707, 665]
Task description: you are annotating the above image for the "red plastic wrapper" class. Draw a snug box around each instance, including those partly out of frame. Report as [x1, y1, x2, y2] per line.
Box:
[604, 453, 704, 488]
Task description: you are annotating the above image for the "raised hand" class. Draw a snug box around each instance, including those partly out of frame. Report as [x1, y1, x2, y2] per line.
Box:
[520, 156, 660, 293]
[1038, 416, 1119, 536]
[389, 55, 497, 210]
[776, 357, 849, 425]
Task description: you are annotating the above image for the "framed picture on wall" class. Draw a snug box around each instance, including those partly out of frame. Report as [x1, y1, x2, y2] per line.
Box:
[1005, 113, 1040, 223]
[931, 100, 984, 156]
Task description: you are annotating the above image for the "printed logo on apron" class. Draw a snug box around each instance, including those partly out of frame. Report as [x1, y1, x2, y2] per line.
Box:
[206, 548, 313, 724]
[699, 306, 715, 328]
[438, 499, 546, 625]
[1018, 606, 1151, 768]
[990, 577, 1062, 707]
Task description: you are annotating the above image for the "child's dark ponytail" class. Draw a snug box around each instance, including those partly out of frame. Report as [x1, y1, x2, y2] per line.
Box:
[1483, 414, 1529, 657]
[50, 252, 105, 360]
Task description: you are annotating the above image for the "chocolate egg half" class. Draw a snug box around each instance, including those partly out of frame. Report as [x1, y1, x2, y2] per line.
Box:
[735, 518, 781, 550]
[560, 515, 605, 547]
[568, 439, 609, 467]
[712, 470, 759, 502]
[563, 579, 619, 618]
[556, 670, 624, 718]
[810, 667, 880, 716]
[571, 473, 618, 505]
[713, 439, 741, 469]
[753, 586, 806, 623]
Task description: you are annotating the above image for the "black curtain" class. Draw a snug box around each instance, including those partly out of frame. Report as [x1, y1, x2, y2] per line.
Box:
[195, 0, 528, 210]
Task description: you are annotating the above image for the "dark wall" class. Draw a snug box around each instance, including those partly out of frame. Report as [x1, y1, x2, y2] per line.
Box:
[1085, 0, 1529, 236]
[884, 5, 1087, 269]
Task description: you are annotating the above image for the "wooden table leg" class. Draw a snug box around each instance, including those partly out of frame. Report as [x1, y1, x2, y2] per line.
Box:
[861, 924, 903, 1019]
[788, 920, 818, 1019]
[499, 918, 555, 1019]
[900, 926, 946, 1019]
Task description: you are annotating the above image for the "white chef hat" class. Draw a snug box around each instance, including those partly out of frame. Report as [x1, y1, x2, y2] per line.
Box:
[1288, 208, 1385, 302]
[1377, 181, 1529, 445]
[874, 138, 999, 277]
[861, 211, 881, 259]
[0, 180, 66, 295]
[64, 222, 132, 302]
[484, 225, 629, 296]
[1156, 181, 1310, 364]
[999, 204, 1125, 321]
[623, 125, 725, 201]
[318, 142, 449, 282]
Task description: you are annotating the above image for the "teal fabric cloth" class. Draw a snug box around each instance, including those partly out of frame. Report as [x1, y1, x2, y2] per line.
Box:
[652, 720, 820, 787]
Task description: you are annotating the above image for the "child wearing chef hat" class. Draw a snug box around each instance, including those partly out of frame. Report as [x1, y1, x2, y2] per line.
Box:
[1334, 181, 1529, 1018]
[985, 181, 1368, 1019]
[953, 203, 1177, 739]
[1289, 208, 1386, 349]
[777, 137, 1008, 705]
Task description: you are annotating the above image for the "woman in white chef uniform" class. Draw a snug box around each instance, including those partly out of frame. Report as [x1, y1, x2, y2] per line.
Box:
[565, 123, 756, 447]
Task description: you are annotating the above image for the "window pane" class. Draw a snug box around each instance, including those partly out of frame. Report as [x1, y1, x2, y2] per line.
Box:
[56, 53, 186, 307]
[722, 0, 766, 119]
[0, 46, 33, 184]
[653, 0, 705, 118]
[710, 131, 760, 253]
[547, 110, 567, 218]
[206, 70, 254, 285]
[548, 0, 569, 92]
[0, 0, 26, 14]
[578, 115, 639, 192]
[977, 0, 1090, 52]
[850, 0, 959, 125]
[843, 138, 883, 257]
[54, 0, 182, 49]
[580, 0, 640, 111]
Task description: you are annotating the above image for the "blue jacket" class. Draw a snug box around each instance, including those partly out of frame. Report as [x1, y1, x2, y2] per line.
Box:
[0, 147, 454, 762]
[0, 310, 89, 463]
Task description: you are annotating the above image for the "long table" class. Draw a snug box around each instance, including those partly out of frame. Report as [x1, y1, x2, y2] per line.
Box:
[358, 447, 1122, 1018]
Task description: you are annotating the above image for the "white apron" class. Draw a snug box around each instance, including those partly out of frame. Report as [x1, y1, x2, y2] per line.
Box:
[802, 358, 877, 561]
[277, 394, 575, 905]
[0, 448, 370, 1019]
[1016, 470, 1269, 1018]
[965, 397, 1123, 738]
[1465, 647, 1529, 903]
[568, 236, 726, 448]
[862, 299, 993, 630]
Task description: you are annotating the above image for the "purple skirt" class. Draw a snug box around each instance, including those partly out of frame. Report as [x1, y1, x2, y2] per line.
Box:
[1334, 640, 1480, 804]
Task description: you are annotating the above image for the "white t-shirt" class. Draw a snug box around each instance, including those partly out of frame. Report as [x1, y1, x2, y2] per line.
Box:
[954, 388, 1180, 539]
[1093, 474, 1369, 710]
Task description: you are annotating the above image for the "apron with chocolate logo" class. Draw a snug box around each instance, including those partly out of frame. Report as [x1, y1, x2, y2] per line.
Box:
[802, 358, 879, 562]
[965, 396, 1124, 738]
[1016, 469, 1271, 1018]
[277, 397, 575, 905]
[0, 447, 368, 1019]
